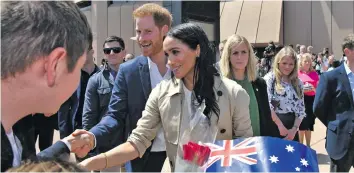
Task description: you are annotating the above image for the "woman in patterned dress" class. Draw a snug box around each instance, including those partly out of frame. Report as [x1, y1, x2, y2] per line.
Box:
[264, 46, 306, 142]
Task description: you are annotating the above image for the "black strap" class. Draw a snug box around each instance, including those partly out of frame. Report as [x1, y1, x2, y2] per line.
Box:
[271, 76, 276, 96]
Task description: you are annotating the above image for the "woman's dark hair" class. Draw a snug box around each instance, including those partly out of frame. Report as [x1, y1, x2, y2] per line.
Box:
[167, 23, 220, 121]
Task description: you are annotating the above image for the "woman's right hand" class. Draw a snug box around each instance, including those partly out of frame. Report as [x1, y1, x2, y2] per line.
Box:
[276, 122, 288, 137]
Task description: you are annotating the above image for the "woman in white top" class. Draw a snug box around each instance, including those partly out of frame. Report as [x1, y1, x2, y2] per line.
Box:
[264, 46, 306, 142]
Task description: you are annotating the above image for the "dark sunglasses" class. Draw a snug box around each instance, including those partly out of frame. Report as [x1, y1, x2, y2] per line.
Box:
[103, 47, 123, 54]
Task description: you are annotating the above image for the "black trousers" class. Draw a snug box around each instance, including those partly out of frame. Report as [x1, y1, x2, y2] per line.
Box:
[143, 151, 166, 172]
[330, 136, 354, 172]
[33, 114, 55, 151]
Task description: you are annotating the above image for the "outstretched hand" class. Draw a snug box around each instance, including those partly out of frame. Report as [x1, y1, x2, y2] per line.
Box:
[64, 129, 95, 158]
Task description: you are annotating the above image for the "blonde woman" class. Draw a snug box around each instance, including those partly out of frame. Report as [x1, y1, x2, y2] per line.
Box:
[264, 46, 306, 141]
[298, 53, 319, 146]
[219, 34, 278, 137]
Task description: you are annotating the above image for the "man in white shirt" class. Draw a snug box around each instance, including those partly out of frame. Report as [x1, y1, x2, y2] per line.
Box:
[147, 57, 171, 153]
[72, 3, 172, 172]
[1, 2, 94, 171]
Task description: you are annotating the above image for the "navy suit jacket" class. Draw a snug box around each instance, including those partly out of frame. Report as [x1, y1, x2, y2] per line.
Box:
[90, 56, 154, 172]
[313, 64, 354, 160]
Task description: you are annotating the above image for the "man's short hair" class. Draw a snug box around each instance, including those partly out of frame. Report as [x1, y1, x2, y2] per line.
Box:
[103, 36, 126, 50]
[132, 3, 173, 29]
[342, 33, 354, 52]
[1, 1, 91, 79]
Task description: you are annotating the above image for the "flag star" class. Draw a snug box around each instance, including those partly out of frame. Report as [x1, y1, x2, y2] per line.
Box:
[285, 145, 295, 152]
[295, 167, 301, 171]
[269, 155, 279, 163]
[300, 158, 309, 167]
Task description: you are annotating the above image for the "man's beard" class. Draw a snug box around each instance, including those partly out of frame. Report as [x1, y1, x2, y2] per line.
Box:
[150, 39, 163, 56]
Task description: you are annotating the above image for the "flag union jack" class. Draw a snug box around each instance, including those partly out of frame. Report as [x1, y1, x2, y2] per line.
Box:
[205, 138, 258, 168]
[204, 137, 319, 172]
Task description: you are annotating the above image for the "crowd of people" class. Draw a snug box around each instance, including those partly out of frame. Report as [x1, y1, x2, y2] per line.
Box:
[1, 1, 354, 173]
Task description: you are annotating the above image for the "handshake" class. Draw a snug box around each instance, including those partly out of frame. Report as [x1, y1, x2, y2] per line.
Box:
[62, 129, 96, 158]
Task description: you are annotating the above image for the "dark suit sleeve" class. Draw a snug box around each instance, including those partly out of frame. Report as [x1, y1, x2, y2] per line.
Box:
[313, 73, 330, 126]
[58, 98, 73, 139]
[89, 67, 126, 148]
[82, 75, 99, 131]
[36, 141, 70, 161]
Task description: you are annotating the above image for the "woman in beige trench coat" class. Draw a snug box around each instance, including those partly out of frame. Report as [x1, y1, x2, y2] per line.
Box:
[79, 23, 253, 171]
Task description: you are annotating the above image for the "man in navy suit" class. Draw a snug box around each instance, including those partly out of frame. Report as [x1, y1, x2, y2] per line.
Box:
[72, 3, 172, 172]
[313, 34, 354, 172]
[1, 2, 94, 171]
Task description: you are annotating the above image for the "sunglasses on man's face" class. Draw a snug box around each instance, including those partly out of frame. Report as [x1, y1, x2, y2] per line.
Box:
[103, 47, 123, 54]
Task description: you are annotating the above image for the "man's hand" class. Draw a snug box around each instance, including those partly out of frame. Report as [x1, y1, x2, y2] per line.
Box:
[64, 129, 95, 158]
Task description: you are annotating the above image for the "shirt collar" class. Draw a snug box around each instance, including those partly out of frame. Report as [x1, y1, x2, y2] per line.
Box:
[147, 57, 154, 70]
[344, 61, 352, 75]
[147, 57, 170, 70]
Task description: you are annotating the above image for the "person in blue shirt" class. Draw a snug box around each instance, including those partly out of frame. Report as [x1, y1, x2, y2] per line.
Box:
[82, 36, 126, 163]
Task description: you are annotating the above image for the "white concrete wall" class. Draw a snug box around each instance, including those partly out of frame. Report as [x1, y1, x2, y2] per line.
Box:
[284, 1, 354, 59]
[80, 1, 163, 65]
[220, 1, 354, 59]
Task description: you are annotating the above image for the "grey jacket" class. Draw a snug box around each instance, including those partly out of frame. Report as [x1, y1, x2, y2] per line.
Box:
[82, 65, 115, 131]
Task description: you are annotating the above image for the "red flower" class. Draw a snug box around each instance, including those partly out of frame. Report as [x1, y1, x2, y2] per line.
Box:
[183, 142, 211, 166]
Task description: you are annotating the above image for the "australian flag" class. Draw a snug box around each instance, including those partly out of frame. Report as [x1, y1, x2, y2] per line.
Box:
[205, 137, 319, 172]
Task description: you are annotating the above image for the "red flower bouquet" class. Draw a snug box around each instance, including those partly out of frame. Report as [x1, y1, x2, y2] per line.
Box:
[174, 103, 218, 172]
[183, 142, 211, 166]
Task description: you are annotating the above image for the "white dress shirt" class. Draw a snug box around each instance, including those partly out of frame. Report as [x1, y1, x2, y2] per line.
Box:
[148, 57, 171, 152]
[6, 129, 22, 167]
